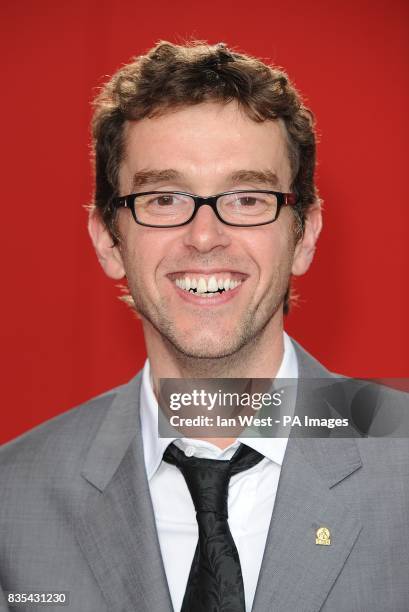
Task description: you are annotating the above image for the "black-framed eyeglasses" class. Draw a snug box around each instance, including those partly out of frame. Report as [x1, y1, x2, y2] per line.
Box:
[111, 190, 298, 228]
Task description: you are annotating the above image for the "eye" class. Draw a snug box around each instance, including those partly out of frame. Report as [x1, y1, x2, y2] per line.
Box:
[237, 196, 260, 206]
[221, 193, 270, 209]
[151, 194, 177, 206]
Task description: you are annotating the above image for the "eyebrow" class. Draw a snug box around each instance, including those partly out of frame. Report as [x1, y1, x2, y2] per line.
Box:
[229, 169, 281, 189]
[131, 168, 282, 191]
[131, 169, 181, 190]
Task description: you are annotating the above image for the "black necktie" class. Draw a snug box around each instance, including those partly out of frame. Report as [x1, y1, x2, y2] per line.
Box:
[163, 442, 264, 612]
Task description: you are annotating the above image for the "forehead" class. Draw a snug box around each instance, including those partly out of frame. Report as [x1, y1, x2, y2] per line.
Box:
[119, 102, 292, 190]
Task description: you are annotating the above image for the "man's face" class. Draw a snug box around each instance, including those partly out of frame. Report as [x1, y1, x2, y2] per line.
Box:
[91, 102, 320, 359]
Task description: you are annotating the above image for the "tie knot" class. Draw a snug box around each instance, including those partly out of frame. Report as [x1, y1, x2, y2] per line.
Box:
[163, 443, 264, 517]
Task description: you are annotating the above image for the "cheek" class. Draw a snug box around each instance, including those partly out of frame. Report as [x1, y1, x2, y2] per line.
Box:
[120, 230, 169, 286]
[248, 229, 295, 281]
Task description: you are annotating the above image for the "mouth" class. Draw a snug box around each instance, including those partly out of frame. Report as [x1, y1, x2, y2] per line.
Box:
[168, 271, 247, 302]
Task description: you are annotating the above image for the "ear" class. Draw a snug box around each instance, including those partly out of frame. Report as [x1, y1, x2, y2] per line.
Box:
[88, 209, 125, 280]
[291, 203, 323, 276]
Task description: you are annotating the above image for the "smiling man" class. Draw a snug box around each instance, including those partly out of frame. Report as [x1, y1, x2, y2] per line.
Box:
[0, 41, 408, 612]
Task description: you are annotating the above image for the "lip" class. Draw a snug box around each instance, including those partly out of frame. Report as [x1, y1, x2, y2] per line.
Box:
[167, 269, 248, 281]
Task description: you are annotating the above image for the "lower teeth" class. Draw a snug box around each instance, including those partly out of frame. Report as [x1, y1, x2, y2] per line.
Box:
[188, 289, 224, 295]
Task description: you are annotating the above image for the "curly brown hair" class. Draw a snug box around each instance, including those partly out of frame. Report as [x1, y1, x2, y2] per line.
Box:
[91, 40, 319, 313]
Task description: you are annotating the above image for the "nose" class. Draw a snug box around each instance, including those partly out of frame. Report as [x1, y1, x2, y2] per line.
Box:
[183, 204, 231, 253]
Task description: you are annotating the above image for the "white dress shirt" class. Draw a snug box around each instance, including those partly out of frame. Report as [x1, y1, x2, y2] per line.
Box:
[140, 332, 298, 612]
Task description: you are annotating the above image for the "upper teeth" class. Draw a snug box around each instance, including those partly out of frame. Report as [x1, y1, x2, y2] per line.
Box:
[175, 275, 241, 293]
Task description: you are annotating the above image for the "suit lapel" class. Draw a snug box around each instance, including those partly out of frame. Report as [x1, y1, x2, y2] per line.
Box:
[252, 437, 362, 612]
[75, 375, 173, 612]
[252, 342, 363, 612]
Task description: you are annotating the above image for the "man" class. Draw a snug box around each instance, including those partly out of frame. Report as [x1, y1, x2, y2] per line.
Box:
[0, 41, 408, 612]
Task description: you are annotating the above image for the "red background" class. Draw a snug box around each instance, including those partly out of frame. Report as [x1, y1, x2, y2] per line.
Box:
[1, 0, 408, 444]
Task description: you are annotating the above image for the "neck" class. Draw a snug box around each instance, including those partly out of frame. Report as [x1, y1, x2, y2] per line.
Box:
[144, 318, 285, 449]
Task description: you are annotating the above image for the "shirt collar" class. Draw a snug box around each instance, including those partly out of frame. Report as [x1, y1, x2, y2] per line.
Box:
[140, 332, 298, 480]
[140, 359, 172, 480]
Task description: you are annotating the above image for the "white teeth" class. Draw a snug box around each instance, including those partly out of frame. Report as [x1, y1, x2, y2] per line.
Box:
[197, 277, 207, 294]
[207, 276, 218, 292]
[218, 278, 224, 289]
[191, 278, 197, 289]
[223, 278, 230, 291]
[229, 279, 236, 290]
[185, 276, 191, 291]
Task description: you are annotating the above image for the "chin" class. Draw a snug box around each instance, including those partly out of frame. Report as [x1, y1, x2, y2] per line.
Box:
[169, 333, 245, 360]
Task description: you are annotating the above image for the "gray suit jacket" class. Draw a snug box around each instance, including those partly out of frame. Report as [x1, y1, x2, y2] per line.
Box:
[1, 341, 408, 612]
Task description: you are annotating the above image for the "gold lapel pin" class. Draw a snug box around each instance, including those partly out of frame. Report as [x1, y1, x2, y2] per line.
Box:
[316, 527, 331, 545]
